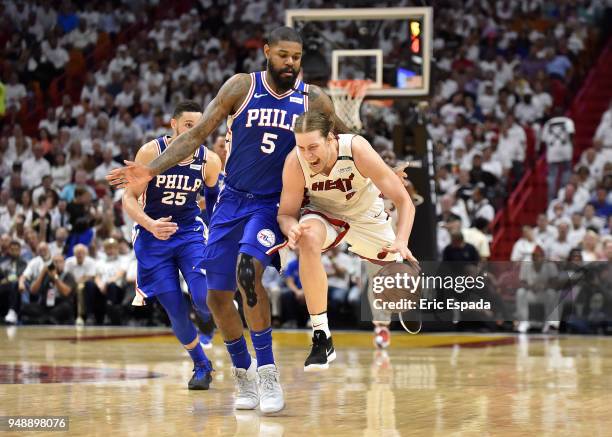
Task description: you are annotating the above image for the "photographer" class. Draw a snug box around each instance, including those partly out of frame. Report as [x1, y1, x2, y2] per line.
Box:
[21, 254, 75, 324]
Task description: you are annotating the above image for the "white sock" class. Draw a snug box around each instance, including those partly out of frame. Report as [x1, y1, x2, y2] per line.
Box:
[311, 312, 331, 338]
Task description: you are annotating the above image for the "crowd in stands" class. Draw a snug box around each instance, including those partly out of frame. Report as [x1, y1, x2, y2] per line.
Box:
[0, 0, 611, 332]
[425, 1, 611, 332]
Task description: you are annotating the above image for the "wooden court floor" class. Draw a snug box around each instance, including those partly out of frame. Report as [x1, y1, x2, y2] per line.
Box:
[2, 327, 612, 436]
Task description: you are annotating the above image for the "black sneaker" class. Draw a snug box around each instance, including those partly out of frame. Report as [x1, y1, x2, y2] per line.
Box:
[304, 330, 336, 372]
[188, 360, 213, 390]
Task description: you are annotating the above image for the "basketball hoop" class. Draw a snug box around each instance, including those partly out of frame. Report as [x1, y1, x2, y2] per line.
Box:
[327, 79, 372, 132]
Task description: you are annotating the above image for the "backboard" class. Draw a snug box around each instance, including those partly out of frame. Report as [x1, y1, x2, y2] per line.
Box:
[286, 7, 433, 98]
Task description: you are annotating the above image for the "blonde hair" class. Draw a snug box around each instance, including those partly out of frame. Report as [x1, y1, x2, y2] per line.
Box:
[294, 111, 335, 138]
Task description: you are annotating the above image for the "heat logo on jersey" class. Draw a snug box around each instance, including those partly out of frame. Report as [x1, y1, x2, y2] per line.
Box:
[310, 173, 355, 199]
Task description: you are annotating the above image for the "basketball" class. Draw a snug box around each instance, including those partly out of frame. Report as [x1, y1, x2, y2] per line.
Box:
[372, 262, 421, 315]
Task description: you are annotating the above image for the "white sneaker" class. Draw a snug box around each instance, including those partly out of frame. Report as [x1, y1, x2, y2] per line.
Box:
[517, 321, 530, 333]
[4, 309, 17, 324]
[257, 364, 285, 414]
[232, 358, 259, 410]
[75, 317, 85, 327]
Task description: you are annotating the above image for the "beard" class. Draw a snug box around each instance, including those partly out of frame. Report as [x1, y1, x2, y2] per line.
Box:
[267, 62, 298, 92]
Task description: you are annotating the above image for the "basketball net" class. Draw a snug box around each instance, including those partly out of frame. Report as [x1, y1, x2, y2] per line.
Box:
[327, 79, 372, 132]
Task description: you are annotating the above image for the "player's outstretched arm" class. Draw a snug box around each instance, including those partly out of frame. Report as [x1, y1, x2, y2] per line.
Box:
[307, 85, 352, 134]
[351, 135, 418, 263]
[122, 142, 178, 241]
[277, 150, 306, 249]
[107, 74, 251, 188]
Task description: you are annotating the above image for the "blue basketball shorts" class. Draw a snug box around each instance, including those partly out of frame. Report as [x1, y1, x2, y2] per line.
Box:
[133, 221, 207, 300]
[202, 186, 284, 291]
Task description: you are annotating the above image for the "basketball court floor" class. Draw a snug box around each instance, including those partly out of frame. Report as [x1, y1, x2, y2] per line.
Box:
[1, 327, 610, 436]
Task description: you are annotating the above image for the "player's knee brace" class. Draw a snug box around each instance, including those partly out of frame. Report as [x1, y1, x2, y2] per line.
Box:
[236, 254, 258, 308]
[157, 291, 198, 345]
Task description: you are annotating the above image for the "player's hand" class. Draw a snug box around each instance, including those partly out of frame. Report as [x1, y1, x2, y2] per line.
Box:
[149, 216, 178, 240]
[287, 222, 309, 250]
[382, 239, 419, 265]
[106, 160, 154, 188]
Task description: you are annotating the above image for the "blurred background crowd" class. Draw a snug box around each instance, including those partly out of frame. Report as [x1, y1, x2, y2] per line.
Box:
[0, 0, 611, 333]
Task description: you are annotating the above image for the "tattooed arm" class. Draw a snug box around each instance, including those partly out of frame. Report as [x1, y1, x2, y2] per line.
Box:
[148, 73, 251, 175]
[106, 74, 251, 188]
[307, 84, 353, 134]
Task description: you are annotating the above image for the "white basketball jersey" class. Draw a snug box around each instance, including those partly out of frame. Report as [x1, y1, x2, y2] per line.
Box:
[297, 134, 384, 217]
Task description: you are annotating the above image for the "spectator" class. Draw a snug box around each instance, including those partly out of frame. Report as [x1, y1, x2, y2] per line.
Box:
[578, 148, 606, 184]
[134, 102, 154, 133]
[542, 113, 575, 201]
[39, 107, 59, 137]
[462, 217, 491, 260]
[32, 177, 57, 207]
[466, 184, 495, 223]
[49, 227, 68, 257]
[5, 72, 26, 112]
[442, 231, 480, 263]
[568, 212, 587, 247]
[516, 246, 560, 333]
[591, 186, 612, 218]
[534, 213, 558, 248]
[555, 182, 589, 216]
[65, 187, 95, 256]
[64, 19, 97, 51]
[94, 238, 127, 325]
[593, 101, 612, 161]
[583, 204, 605, 231]
[56, 1, 79, 34]
[0, 240, 27, 324]
[548, 221, 573, 261]
[94, 148, 120, 182]
[50, 152, 72, 188]
[64, 243, 96, 325]
[511, 226, 537, 262]
[41, 34, 69, 76]
[60, 169, 95, 202]
[30, 194, 54, 242]
[22, 143, 51, 189]
[51, 199, 70, 231]
[580, 231, 601, 262]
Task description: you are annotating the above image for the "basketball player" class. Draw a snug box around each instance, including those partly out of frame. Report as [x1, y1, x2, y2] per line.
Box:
[122, 100, 222, 390]
[277, 110, 417, 370]
[107, 27, 350, 413]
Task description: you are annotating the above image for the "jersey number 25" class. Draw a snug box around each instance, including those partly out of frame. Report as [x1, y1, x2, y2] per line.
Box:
[161, 191, 187, 205]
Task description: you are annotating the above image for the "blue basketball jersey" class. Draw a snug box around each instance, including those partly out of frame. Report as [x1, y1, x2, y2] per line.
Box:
[224, 71, 310, 196]
[141, 135, 207, 228]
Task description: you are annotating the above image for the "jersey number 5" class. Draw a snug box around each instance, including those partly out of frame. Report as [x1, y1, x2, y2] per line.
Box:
[260, 132, 278, 154]
[162, 191, 187, 205]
